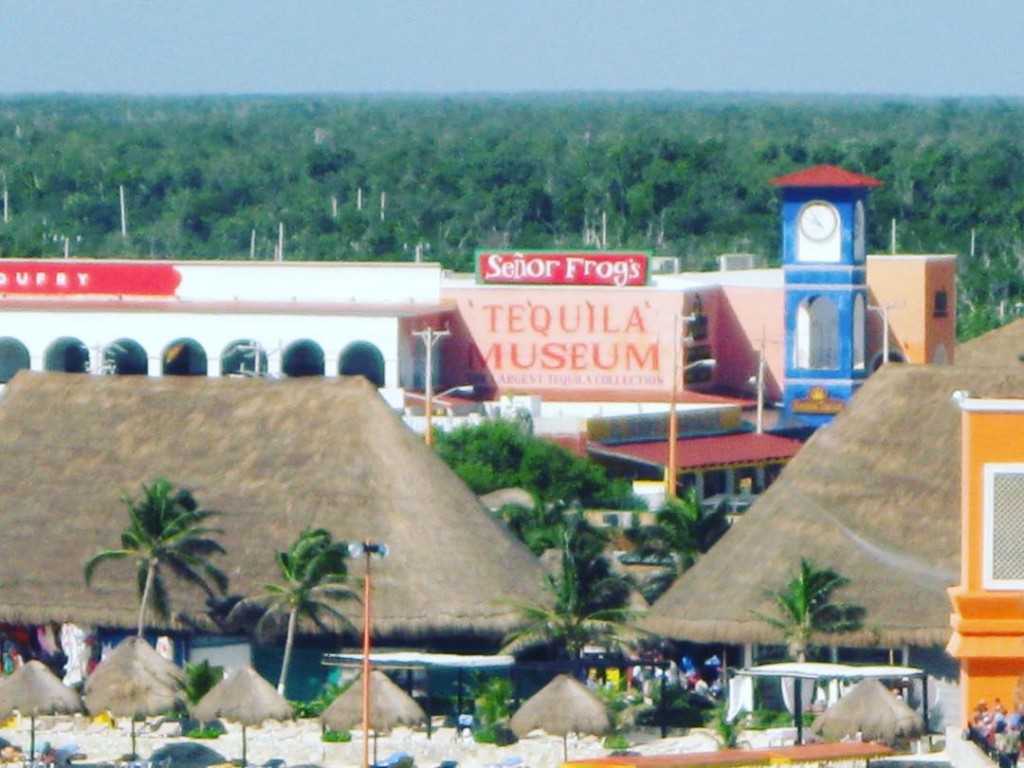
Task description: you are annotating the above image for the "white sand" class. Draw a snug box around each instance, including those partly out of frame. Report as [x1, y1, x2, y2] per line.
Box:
[0, 715, 787, 768]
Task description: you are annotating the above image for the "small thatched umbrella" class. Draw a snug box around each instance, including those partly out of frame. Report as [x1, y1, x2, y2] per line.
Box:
[510, 674, 611, 761]
[811, 679, 925, 746]
[84, 637, 185, 758]
[192, 667, 293, 767]
[0, 661, 82, 761]
[320, 671, 426, 765]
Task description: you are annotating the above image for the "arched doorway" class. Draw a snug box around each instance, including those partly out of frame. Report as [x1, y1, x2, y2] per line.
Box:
[282, 340, 325, 378]
[338, 341, 385, 387]
[103, 339, 149, 375]
[162, 338, 208, 376]
[0, 338, 30, 383]
[44, 337, 90, 374]
[221, 339, 268, 377]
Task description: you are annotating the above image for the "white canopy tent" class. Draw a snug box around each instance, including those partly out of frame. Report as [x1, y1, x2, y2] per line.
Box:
[734, 662, 929, 744]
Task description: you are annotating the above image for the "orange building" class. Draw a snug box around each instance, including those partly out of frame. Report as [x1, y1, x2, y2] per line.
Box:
[866, 254, 957, 366]
[948, 394, 1024, 718]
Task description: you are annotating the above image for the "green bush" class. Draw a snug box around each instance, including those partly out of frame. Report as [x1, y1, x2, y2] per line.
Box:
[471, 726, 517, 746]
[292, 681, 348, 718]
[321, 730, 352, 743]
[603, 735, 630, 750]
[635, 688, 714, 729]
[185, 727, 222, 740]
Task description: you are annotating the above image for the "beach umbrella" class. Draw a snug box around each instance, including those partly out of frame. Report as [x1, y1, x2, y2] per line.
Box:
[0, 660, 82, 761]
[510, 674, 611, 761]
[811, 678, 925, 746]
[321, 671, 426, 765]
[192, 667, 292, 767]
[84, 637, 185, 758]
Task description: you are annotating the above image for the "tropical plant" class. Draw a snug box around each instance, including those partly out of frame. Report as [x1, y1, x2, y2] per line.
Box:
[753, 558, 865, 662]
[231, 527, 358, 694]
[707, 699, 746, 749]
[474, 676, 513, 731]
[183, 659, 224, 706]
[502, 516, 637, 659]
[84, 477, 228, 637]
[627, 489, 731, 602]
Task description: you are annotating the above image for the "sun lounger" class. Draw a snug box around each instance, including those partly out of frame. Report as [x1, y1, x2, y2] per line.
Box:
[373, 751, 414, 768]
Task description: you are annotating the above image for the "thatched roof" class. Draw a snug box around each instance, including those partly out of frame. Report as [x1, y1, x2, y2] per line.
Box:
[0, 372, 547, 640]
[320, 670, 426, 733]
[643, 363, 1024, 648]
[192, 667, 292, 726]
[956, 318, 1024, 367]
[811, 679, 924, 745]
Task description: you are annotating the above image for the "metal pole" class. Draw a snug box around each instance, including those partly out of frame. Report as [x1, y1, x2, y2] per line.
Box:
[664, 315, 681, 500]
[361, 552, 373, 768]
[412, 327, 450, 446]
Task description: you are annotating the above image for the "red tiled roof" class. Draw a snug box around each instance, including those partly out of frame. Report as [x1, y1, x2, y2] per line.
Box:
[587, 432, 803, 471]
[770, 164, 883, 188]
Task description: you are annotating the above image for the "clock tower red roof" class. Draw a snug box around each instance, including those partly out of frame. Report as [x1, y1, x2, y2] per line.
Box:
[770, 164, 883, 188]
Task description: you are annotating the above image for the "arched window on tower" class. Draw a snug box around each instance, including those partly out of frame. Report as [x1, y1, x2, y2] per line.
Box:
[853, 294, 866, 370]
[795, 296, 839, 370]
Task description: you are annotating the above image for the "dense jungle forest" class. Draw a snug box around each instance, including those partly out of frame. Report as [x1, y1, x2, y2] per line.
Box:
[1, 93, 1023, 339]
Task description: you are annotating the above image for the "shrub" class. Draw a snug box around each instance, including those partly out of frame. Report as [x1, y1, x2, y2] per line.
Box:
[321, 730, 352, 743]
[185, 727, 223, 740]
[603, 735, 630, 750]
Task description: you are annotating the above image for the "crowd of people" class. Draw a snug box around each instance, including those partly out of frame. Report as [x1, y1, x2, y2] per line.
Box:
[967, 698, 1022, 768]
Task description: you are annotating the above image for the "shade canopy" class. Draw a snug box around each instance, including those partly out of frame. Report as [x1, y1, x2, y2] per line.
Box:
[510, 674, 611, 738]
[812, 679, 925, 745]
[84, 636, 184, 717]
[320, 670, 426, 733]
[0, 660, 82, 762]
[0, 660, 81, 719]
[192, 667, 292, 727]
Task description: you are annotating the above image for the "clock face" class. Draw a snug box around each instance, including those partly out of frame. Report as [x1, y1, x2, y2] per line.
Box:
[798, 202, 839, 241]
[853, 200, 866, 262]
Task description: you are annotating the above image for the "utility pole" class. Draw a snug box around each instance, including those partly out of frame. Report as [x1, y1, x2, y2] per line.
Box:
[412, 326, 450, 446]
[756, 330, 766, 435]
[119, 185, 128, 237]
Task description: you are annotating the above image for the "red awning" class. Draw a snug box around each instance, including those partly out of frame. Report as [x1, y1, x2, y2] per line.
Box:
[587, 432, 803, 472]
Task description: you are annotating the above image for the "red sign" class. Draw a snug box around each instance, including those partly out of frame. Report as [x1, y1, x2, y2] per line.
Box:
[477, 251, 648, 287]
[0, 262, 181, 297]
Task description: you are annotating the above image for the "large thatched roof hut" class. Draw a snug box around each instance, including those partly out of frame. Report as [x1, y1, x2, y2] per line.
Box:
[0, 372, 547, 642]
[643, 363, 1024, 648]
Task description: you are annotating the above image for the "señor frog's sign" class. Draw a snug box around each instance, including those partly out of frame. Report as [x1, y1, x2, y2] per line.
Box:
[476, 251, 649, 287]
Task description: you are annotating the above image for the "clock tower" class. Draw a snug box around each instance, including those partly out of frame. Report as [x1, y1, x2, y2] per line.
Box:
[772, 165, 883, 426]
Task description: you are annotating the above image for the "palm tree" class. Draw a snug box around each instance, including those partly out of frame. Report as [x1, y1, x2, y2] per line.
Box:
[503, 516, 638, 659]
[754, 558, 864, 662]
[627, 488, 730, 602]
[232, 527, 358, 694]
[84, 478, 228, 637]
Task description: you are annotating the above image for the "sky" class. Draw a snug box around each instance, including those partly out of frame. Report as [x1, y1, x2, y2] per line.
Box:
[1, 0, 1022, 99]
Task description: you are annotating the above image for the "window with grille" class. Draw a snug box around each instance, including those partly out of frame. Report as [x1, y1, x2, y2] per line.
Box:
[984, 464, 1024, 589]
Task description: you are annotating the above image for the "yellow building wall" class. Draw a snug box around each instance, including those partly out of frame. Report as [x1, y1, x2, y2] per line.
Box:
[866, 255, 956, 365]
[949, 401, 1024, 719]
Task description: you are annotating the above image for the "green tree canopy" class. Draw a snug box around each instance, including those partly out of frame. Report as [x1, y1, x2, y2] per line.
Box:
[434, 418, 638, 509]
[753, 558, 865, 662]
[84, 477, 228, 636]
[230, 527, 358, 695]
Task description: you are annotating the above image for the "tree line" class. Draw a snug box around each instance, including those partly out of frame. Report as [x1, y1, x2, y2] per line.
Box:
[3, 93, 1021, 338]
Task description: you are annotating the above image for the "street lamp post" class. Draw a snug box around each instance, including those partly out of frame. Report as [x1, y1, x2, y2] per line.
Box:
[664, 314, 715, 500]
[348, 540, 389, 768]
[868, 303, 893, 366]
[412, 326, 451, 447]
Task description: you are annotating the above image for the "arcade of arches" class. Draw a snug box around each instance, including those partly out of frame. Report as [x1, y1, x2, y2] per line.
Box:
[0, 336, 386, 386]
